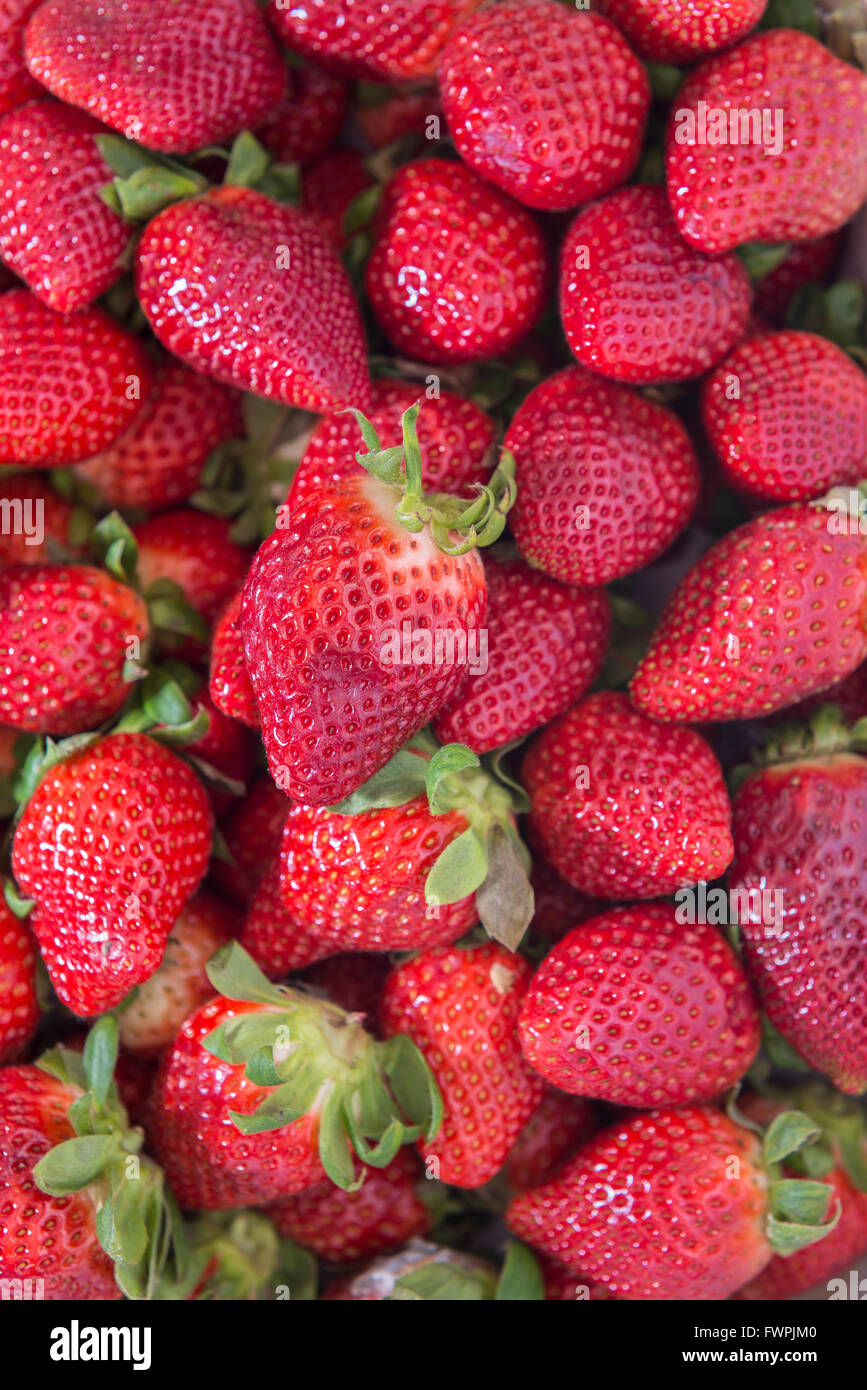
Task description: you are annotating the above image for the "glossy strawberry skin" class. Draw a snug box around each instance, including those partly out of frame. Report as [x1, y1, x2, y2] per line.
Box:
[301, 149, 373, 251]
[211, 772, 288, 906]
[365, 158, 549, 366]
[523, 692, 734, 900]
[209, 586, 258, 729]
[11, 733, 213, 1017]
[135, 186, 370, 414]
[380, 942, 544, 1188]
[439, 1, 649, 212]
[0, 0, 41, 116]
[25, 0, 286, 154]
[508, 1107, 771, 1300]
[241, 863, 336, 976]
[241, 473, 487, 806]
[0, 289, 151, 466]
[146, 996, 325, 1209]
[519, 904, 760, 1107]
[255, 61, 348, 168]
[0, 472, 81, 568]
[0, 563, 149, 734]
[298, 952, 391, 1024]
[666, 31, 867, 253]
[0, 1065, 122, 1299]
[630, 505, 867, 722]
[0, 900, 38, 1063]
[730, 755, 867, 1095]
[266, 0, 480, 82]
[432, 558, 610, 753]
[133, 509, 249, 626]
[598, 0, 765, 62]
[506, 366, 700, 586]
[702, 331, 867, 503]
[735, 1166, 867, 1300]
[561, 185, 751, 384]
[504, 1087, 599, 1192]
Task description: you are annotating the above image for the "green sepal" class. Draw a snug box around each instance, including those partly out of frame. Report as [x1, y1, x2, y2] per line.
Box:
[3, 878, 34, 919]
[319, 1088, 364, 1191]
[766, 1206, 841, 1258]
[759, 0, 820, 36]
[426, 743, 479, 814]
[771, 1178, 835, 1226]
[145, 578, 211, 645]
[495, 1242, 545, 1301]
[475, 823, 534, 951]
[425, 825, 489, 906]
[106, 166, 207, 222]
[763, 1110, 821, 1165]
[645, 62, 684, 100]
[91, 511, 140, 584]
[736, 241, 793, 281]
[205, 940, 291, 1008]
[381, 1034, 443, 1145]
[34, 1134, 116, 1193]
[224, 130, 271, 189]
[787, 278, 866, 349]
[12, 732, 100, 811]
[341, 182, 381, 238]
[186, 755, 245, 795]
[389, 1262, 498, 1301]
[83, 1015, 120, 1110]
[329, 745, 429, 812]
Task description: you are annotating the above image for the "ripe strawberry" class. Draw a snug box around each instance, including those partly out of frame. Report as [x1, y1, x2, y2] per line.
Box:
[355, 86, 440, 150]
[133, 509, 249, 627]
[380, 942, 544, 1188]
[0, 0, 41, 117]
[267, 1150, 430, 1264]
[241, 863, 337, 976]
[209, 586, 258, 728]
[117, 891, 240, 1058]
[701, 330, 867, 503]
[25, 0, 286, 154]
[519, 904, 760, 1107]
[505, 1088, 599, 1193]
[560, 184, 751, 384]
[541, 1255, 615, 1302]
[630, 500, 867, 722]
[506, 367, 700, 586]
[753, 232, 842, 325]
[12, 732, 213, 1016]
[438, 1, 649, 212]
[77, 360, 243, 511]
[288, 380, 495, 511]
[792, 659, 867, 726]
[0, 897, 38, 1063]
[298, 952, 391, 1023]
[598, 0, 765, 62]
[0, 289, 151, 466]
[301, 149, 373, 251]
[0, 472, 83, 568]
[523, 692, 734, 899]
[266, 0, 480, 82]
[0, 563, 149, 733]
[135, 186, 370, 413]
[256, 61, 348, 168]
[666, 30, 867, 253]
[528, 855, 599, 944]
[211, 772, 288, 905]
[507, 1105, 838, 1299]
[365, 158, 549, 365]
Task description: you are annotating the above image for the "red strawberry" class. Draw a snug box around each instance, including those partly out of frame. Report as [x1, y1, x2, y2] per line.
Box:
[0, 0, 41, 117]
[0, 563, 149, 733]
[12, 732, 213, 1015]
[380, 942, 544, 1188]
[701, 330, 867, 503]
[209, 586, 259, 729]
[598, 0, 765, 62]
[630, 500, 867, 722]
[256, 60, 348, 168]
[523, 692, 734, 899]
[133, 509, 249, 627]
[560, 184, 751, 384]
[365, 158, 549, 365]
[76, 360, 243, 511]
[541, 1255, 615, 1302]
[211, 772, 288, 905]
[117, 891, 240, 1058]
[505, 1088, 599, 1193]
[267, 1150, 430, 1264]
[241, 863, 337, 975]
[666, 30, 867, 253]
[792, 659, 867, 726]
[355, 86, 440, 150]
[288, 380, 495, 512]
[135, 186, 370, 413]
[298, 951, 391, 1023]
[753, 232, 842, 325]
[528, 855, 600, 944]
[301, 149, 373, 251]
[506, 367, 700, 586]
[438, 1, 649, 212]
[0, 472, 83, 568]
[518, 904, 760, 1107]
[266, 0, 480, 82]
[0, 289, 151, 466]
[507, 1105, 838, 1299]
[433, 558, 610, 754]
[0, 897, 38, 1063]
[182, 684, 258, 811]
[25, 0, 286, 154]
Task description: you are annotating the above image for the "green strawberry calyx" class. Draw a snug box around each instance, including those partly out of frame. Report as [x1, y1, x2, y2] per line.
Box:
[203, 942, 443, 1192]
[732, 702, 867, 792]
[330, 730, 534, 950]
[733, 1106, 843, 1257]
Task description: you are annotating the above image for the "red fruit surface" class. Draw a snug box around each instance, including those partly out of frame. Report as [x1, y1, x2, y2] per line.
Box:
[753, 232, 841, 324]
[241, 865, 338, 976]
[0, 899, 38, 1062]
[598, 0, 766, 62]
[256, 61, 348, 168]
[0, 0, 41, 116]
[439, 1, 649, 211]
[0, 472, 81, 568]
[266, 0, 480, 82]
[211, 772, 288, 906]
[133, 509, 249, 626]
[505, 1088, 599, 1192]
[506, 367, 700, 586]
[298, 952, 391, 1023]
[528, 855, 599, 944]
[523, 692, 734, 899]
[355, 86, 439, 149]
[301, 149, 372, 250]
[209, 586, 258, 729]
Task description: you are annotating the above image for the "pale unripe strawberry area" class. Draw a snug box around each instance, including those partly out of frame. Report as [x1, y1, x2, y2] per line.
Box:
[0, 0, 866, 1318]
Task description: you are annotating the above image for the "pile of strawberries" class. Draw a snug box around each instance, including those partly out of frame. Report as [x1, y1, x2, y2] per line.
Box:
[2, 0, 867, 1305]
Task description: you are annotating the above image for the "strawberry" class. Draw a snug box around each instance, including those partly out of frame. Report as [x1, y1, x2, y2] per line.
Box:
[507, 1105, 839, 1299]
[541, 1255, 615, 1302]
[518, 903, 760, 1107]
[301, 149, 373, 251]
[76, 360, 243, 512]
[438, 1, 649, 212]
[355, 86, 440, 150]
[241, 862, 337, 976]
[0, 288, 151, 466]
[181, 685, 258, 811]
[135, 185, 370, 413]
[560, 184, 751, 384]
[753, 232, 842, 325]
[792, 659, 867, 726]
[0, 896, 38, 1062]
[528, 855, 599, 944]
[266, 0, 480, 83]
[505, 1087, 599, 1193]
[256, 60, 348, 168]
[11, 732, 213, 1016]
[211, 772, 288, 905]
[365, 158, 549, 365]
[598, 0, 766, 62]
[146, 940, 442, 1206]
[0, 0, 41, 117]
[133, 509, 249, 627]
[209, 586, 259, 728]
[298, 952, 391, 1023]
[506, 366, 700, 586]
[24, 0, 286, 154]
[380, 941, 544, 1188]
[0, 471, 84, 567]
[267, 1150, 430, 1264]
[630, 499, 867, 722]
[522, 692, 734, 899]
[287, 380, 496, 511]
[117, 890, 239, 1058]
[0, 563, 149, 733]
[665, 30, 867, 253]
[432, 558, 610, 754]
[701, 330, 867, 503]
